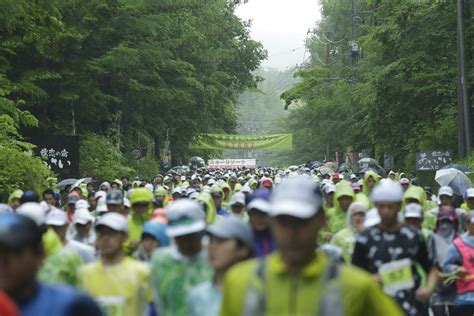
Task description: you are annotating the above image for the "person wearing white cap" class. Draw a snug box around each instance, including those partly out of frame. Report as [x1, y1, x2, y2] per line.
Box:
[246, 189, 275, 258]
[16, 202, 63, 258]
[150, 199, 212, 316]
[430, 186, 466, 235]
[78, 212, 153, 316]
[221, 177, 403, 316]
[442, 211, 474, 315]
[324, 183, 336, 210]
[67, 207, 96, 247]
[352, 181, 439, 316]
[462, 188, 474, 211]
[38, 209, 96, 286]
[229, 192, 247, 219]
[399, 177, 410, 192]
[187, 216, 254, 316]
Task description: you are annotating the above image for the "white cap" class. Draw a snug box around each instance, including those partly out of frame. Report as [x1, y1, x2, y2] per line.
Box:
[166, 199, 206, 237]
[400, 178, 410, 185]
[181, 176, 187, 181]
[404, 203, 423, 219]
[230, 192, 246, 206]
[96, 197, 108, 213]
[95, 190, 107, 200]
[172, 187, 182, 195]
[365, 208, 381, 227]
[438, 186, 454, 197]
[75, 200, 89, 210]
[247, 199, 271, 214]
[208, 179, 216, 186]
[467, 188, 474, 199]
[270, 177, 323, 219]
[73, 208, 95, 225]
[145, 183, 154, 192]
[371, 181, 404, 203]
[46, 208, 68, 226]
[95, 212, 128, 233]
[325, 184, 336, 194]
[16, 202, 46, 226]
[350, 174, 358, 179]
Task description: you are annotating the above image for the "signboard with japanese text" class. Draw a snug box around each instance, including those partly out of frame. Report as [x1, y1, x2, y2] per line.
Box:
[30, 136, 80, 179]
[207, 159, 257, 169]
[191, 134, 293, 151]
[416, 150, 452, 171]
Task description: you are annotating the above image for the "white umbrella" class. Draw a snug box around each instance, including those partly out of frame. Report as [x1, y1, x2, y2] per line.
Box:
[435, 168, 472, 196]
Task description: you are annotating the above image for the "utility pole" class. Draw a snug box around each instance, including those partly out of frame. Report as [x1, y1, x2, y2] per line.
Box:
[350, 0, 360, 171]
[456, 0, 471, 158]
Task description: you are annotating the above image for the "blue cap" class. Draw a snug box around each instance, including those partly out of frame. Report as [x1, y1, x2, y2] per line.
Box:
[0, 213, 42, 248]
[142, 221, 170, 247]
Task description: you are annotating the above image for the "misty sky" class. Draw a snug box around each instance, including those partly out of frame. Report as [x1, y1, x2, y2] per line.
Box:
[236, 0, 321, 70]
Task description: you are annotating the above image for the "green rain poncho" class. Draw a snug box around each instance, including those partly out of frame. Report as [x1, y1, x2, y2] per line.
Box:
[403, 185, 437, 231]
[330, 202, 368, 263]
[357, 171, 380, 208]
[327, 182, 355, 234]
[154, 186, 170, 207]
[126, 188, 153, 254]
[220, 181, 232, 209]
[197, 192, 217, 224]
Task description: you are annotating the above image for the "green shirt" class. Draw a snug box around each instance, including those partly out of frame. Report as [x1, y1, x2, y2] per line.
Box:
[151, 247, 212, 316]
[220, 251, 404, 316]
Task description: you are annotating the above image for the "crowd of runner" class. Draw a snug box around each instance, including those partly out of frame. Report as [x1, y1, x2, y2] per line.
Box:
[1, 165, 474, 316]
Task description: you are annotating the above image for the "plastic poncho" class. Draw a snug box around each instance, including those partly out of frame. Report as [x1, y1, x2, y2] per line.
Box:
[330, 202, 367, 263]
[220, 181, 232, 209]
[403, 186, 437, 231]
[126, 188, 153, 255]
[327, 182, 355, 234]
[197, 192, 217, 224]
[358, 171, 380, 208]
[8, 190, 23, 208]
[154, 186, 170, 208]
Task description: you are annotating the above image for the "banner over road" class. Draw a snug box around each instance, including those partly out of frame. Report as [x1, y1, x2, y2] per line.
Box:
[191, 134, 293, 151]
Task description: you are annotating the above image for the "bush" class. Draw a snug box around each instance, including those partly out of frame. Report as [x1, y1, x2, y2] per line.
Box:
[0, 145, 54, 201]
[79, 133, 134, 182]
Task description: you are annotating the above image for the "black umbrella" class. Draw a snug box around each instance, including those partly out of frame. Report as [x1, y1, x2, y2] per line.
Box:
[55, 178, 78, 190]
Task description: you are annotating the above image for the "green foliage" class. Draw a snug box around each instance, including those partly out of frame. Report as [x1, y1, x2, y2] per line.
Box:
[282, 0, 471, 170]
[134, 156, 159, 181]
[79, 133, 134, 182]
[0, 145, 53, 200]
[0, 0, 265, 166]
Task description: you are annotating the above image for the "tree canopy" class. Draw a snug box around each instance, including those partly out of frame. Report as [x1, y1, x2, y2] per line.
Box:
[282, 0, 473, 170]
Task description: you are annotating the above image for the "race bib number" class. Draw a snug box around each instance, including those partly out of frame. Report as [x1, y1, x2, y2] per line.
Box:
[378, 258, 415, 295]
[97, 296, 125, 316]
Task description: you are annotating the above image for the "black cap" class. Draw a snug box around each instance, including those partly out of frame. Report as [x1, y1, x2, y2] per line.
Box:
[0, 213, 42, 248]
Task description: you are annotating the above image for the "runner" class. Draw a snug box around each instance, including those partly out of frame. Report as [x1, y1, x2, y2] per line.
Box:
[0, 213, 102, 316]
[78, 212, 154, 316]
[151, 199, 212, 316]
[442, 210, 474, 316]
[220, 177, 404, 316]
[352, 180, 439, 316]
[187, 216, 254, 316]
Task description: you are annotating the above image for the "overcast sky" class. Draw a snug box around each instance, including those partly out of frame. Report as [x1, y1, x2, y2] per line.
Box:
[236, 0, 321, 70]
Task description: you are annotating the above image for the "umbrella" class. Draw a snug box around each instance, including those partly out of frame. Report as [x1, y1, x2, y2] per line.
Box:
[441, 164, 471, 173]
[435, 168, 472, 196]
[71, 178, 93, 189]
[319, 167, 334, 175]
[324, 162, 338, 170]
[358, 158, 378, 165]
[55, 178, 78, 190]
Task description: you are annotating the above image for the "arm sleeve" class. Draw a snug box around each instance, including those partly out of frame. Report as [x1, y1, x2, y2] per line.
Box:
[442, 244, 462, 273]
[415, 233, 433, 273]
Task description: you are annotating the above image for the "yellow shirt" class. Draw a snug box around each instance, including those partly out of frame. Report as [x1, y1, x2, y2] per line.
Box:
[78, 257, 153, 316]
[221, 251, 404, 316]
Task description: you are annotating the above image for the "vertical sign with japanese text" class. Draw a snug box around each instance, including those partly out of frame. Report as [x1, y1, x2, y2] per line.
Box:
[30, 136, 80, 179]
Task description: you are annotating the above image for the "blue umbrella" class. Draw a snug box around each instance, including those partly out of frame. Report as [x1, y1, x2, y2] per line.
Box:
[441, 164, 471, 173]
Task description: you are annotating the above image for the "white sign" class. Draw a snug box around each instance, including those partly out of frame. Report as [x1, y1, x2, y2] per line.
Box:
[208, 159, 257, 169]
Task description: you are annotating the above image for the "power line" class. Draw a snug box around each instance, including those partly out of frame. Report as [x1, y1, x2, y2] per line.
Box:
[268, 47, 305, 57]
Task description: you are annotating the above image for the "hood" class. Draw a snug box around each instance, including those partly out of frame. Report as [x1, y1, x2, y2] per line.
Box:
[333, 182, 356, 213]
[154, 186, 169, 207]
[362, 171, 380, 196]
[197, 192, 217, 224]
[130, 188, 153, 217]
[403, 185, 427, 210]
[220, 181, 232, 202]
[346, 201, 369, 229]
[100, 181, 111, 191]
[8, 190, 24, 205]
